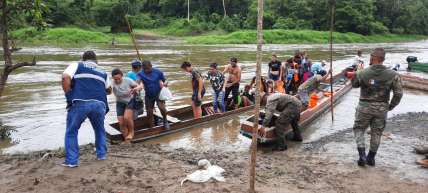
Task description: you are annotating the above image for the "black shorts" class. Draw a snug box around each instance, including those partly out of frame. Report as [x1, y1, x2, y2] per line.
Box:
[116, 99, 139, 119]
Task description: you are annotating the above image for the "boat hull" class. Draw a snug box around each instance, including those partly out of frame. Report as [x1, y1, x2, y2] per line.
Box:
[106, 102, 254, 143]
[240, 72, 352, 143]
[400, 73, 428, 92]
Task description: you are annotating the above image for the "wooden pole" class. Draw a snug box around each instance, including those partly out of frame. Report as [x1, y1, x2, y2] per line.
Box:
[222, 0, 227, 18]
[329, 0, 336, 121]
[250, 0, 264, 192]
[125, 16, 142, 61]
[187, 0, 190, 22]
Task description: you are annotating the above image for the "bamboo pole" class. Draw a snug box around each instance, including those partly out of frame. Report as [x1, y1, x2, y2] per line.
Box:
[249, 0, 264, 192]
[329, 0, 336, 121]
[125, 15, 142, 61]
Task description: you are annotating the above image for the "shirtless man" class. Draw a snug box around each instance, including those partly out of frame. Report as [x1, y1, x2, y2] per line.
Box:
[223, 57, 242, 110]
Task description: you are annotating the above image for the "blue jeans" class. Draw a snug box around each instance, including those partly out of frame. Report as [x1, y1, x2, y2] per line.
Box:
[213, 90, 225, 113]
[65, 100, 107, 165]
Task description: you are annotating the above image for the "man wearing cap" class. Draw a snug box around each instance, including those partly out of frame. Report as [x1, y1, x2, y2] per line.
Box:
[62, 51, 111, 167]
[127, 59, 142, 81]
[223, 57, 242, 109]
[352, 48, 403, 167]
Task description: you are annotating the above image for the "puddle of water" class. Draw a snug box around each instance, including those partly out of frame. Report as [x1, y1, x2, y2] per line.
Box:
[0, 40, 428, 154]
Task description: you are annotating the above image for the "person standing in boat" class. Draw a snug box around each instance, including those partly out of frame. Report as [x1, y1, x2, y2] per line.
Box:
[181, 61, 206, 118]
[268, 53, 284, 93]
[137, 60, 169, 129]
[62, 51, 111, 167]
[127, 59, 142, 81]
[205, 63, 226, 113]
[351, 48, 403, 167]
[354, 50, 364, 70]
[261, 93, 303, 151]
[111, 68, 143, 144]
[223, 57, 242, 110]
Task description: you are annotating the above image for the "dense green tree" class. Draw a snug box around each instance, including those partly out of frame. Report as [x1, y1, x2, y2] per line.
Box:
[31, 0, 428, 35]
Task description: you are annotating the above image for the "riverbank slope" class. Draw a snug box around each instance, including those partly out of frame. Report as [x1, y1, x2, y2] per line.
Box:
[1, 112, 427, 193]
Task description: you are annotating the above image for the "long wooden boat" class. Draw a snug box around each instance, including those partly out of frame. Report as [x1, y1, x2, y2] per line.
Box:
[399, 73, 428, 92]
[106, 102, 254, 143]
[240, 69, 352, 143]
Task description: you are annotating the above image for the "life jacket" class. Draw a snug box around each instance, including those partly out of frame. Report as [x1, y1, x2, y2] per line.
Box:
[293, 63, 299, 82]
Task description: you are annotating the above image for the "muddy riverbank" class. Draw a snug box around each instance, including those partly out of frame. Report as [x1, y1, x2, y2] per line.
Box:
[1, 112, 427, 193]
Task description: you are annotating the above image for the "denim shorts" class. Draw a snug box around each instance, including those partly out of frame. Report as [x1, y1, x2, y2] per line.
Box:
[116, 99, 139, 119]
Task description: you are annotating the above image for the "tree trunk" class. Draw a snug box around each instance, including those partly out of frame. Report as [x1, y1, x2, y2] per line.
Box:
[187, 0, 190, 22]
[249, 0, 264, 192]
[222, 0, 227, 18]
[0, 0, 12, 96]
[0, 0, 36, 97]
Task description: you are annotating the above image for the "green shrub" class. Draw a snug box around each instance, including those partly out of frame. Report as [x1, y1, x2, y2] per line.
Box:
[218, 17, 238, 32]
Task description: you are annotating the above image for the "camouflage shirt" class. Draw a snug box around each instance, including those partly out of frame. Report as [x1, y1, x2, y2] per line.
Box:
[263, 93, 302, 127]
[352, 64, 403, 112]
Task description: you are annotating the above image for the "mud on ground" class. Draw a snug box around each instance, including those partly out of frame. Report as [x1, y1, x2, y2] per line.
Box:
[1, 112, 427, 193]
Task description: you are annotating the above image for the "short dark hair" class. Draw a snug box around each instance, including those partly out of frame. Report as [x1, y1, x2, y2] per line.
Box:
[181, 61, 192, 69]
[111, 68, 123, 76]
[142, 60, 151, 67]
[82, 51, 97, 61]
[230, 57, 238, 63]
[209, 63, 218, 69]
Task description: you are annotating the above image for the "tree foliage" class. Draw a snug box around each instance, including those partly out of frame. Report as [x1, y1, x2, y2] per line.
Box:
[13, 0, 428, 35]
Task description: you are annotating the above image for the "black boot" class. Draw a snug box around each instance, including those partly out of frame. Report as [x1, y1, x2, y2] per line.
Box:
[291, 130, 303, 142]
[273, 138, 288, 151]
[367, 151, 377, 166]
[357, 147, 367, 167]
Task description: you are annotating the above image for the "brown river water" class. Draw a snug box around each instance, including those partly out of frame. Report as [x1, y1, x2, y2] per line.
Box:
[0, 40, 428, 154]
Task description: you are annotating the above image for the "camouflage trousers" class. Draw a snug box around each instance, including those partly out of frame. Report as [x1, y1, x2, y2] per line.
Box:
[352, 102, 388, 152]
[274, 106, 300, 147]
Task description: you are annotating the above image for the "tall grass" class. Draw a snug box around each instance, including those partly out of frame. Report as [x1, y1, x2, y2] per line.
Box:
[11, 27, 130, 45]
[185, 29, 427, 44]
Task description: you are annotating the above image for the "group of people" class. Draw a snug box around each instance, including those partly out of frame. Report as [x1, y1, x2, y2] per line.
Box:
[61, 47, 402, 169]
[261, 48, 403, 170]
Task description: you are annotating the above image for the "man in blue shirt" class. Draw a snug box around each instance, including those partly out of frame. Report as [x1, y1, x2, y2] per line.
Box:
[311, 60, 327, 76]
[137, 60, 169, 129]
[62, 51, 111, 168]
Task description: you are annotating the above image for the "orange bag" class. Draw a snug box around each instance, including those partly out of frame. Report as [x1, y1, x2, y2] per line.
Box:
[309, 93, 319, 108]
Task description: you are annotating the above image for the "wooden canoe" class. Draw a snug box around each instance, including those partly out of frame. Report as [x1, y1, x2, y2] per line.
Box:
[106, 102, 254, 143]
[399, 73, 428, 92]
[240, 70, 352, 143]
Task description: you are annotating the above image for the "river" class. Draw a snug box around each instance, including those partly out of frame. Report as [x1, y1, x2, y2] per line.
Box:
[0, 40, 427, 154]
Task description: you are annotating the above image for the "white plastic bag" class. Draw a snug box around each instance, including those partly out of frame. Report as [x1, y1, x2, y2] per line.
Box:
[159, 87, 173, 101]
[181, 159, 226, 186]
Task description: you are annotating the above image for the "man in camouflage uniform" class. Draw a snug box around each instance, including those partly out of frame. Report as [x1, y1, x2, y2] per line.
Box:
[351, 48, 403, 167]
[262, 93, 303, 151]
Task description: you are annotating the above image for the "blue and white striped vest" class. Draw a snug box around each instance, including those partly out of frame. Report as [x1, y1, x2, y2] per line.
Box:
[68, 62, 109, 112]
